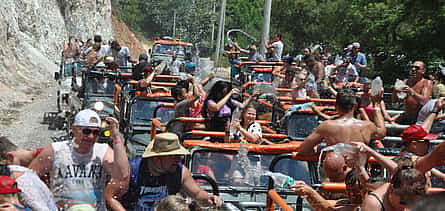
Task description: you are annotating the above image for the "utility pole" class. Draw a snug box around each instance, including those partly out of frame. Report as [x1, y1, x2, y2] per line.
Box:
[215, 0, 226, 68]
[172, 10, 176, 37]
[210, 1, 216, 49]
[260, 0, 272, 56]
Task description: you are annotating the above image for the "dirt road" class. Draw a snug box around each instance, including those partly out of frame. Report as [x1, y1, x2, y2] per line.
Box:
[0, 81, 61, 149]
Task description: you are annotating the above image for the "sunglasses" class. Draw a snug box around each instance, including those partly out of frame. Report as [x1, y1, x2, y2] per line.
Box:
[82, 128, 101, 136]
[411, 65, 422, 71]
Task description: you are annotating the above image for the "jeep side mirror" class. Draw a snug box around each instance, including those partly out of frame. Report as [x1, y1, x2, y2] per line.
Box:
[54, 72, 60, 80]
[148, 49, 152, 54]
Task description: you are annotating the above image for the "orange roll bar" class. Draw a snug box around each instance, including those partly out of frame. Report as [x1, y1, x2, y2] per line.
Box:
[277, 96, 336, 103]
[189, 130, 285, 139]
[242, 82, 273, 90]
[266, 190, 294, 211]
[178, 117, 206, 122]
[183, 140, 302, 154]
[160, 103, 175, 108]
[119, 73, 180, 80]
[128, 80, 177, 87]
[320, 182, 445, 194]
[276, 88, 292, 92]
[239, 61, 284, 66]
[253, 68, 274, 73]
[242, 93, 273, 108]
[151, 82, 177, 87]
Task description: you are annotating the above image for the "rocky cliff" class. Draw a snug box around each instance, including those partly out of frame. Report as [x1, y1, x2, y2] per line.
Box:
[0, 0, 113, 109]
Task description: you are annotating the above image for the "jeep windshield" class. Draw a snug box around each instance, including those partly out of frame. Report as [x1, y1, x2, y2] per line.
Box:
[152, 44, 186, 56]
[190, 150, 312, 187]
[129, 99, 175, 126]
[85, 77, 115, 96]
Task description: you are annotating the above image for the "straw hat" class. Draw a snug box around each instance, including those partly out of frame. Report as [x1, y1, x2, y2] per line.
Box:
[143, 133, 190, 158]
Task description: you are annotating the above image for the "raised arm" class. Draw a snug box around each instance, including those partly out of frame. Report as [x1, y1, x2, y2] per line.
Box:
[28, 146, 54, 178]
[370, 92, 387, 140]
[102, 117, 130, 181]
[298, 122, 326, 156]
[207, 88, 239, 112]
[415, 138, 445, 173]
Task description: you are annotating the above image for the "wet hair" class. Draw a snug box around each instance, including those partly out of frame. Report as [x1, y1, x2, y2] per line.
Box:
[176, 80, 190, 91]
[391, 167, 426, 196]
[392, 153, 414, 169]
[202, 80, 234, 118]
[410, 192, 445, 211]
[171, 86, 186, 101]
[336, 88, 358, 112]
[93, 35, 102, 43]
[304, 55, 316, 63]
[345, 169, 359, 187]
[0, 137, 17, 162]
[155, 195, 202, 211]
[111, 40, 120, 48]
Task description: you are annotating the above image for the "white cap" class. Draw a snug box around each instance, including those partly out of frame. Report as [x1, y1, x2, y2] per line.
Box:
[73, 109, 101, 127]
[352, 42, 360, 49]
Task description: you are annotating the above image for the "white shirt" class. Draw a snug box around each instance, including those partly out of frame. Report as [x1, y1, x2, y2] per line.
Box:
[272, 41, 284, 61]
[8, 165, 58, 211]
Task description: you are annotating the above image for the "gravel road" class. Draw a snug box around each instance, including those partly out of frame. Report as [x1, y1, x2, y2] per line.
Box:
[0, 80, 63, 149]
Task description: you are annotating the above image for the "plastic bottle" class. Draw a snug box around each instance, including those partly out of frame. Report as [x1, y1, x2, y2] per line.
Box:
[370, 76, 383, 96]
[394, 79, 407, 99]
[285, 102, 314, 116]
[322, 143, 357, 155]
[229, 108, 242, 140]
[263, 171, 296, 188]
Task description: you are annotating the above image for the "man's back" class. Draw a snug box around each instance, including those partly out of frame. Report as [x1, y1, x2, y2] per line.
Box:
[319, 118, 376, 146]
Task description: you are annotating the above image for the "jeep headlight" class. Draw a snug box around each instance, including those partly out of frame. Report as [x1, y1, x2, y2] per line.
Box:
[94, 101, 105, 111]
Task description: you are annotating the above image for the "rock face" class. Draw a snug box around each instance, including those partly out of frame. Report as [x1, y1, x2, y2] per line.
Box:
[0, 0, 112, 109]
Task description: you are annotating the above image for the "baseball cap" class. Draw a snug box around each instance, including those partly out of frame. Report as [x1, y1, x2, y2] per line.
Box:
[352, 42, 360, 49]
[0, 176, 21, 194]
[400, 125, 438, 142]
[73, 109, 101, 128]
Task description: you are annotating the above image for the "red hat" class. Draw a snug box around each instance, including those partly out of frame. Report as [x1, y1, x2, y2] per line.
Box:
[401, 125, 438, 142]
[0, 176, 21, 194]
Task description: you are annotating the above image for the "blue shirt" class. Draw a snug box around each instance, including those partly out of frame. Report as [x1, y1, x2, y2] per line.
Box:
[351, 52, 367, 74]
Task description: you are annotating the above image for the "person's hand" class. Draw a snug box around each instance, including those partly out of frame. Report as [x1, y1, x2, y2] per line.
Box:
[105, 117, 122, 140]
[208, 194, 224, 207]
[370, 90, 383, 105]
[232, 119, 241, 130]
[207, 72, 215, 80]
[230, 88, 240, 95]
[349, 142, 370, 167]
[0, 203, 17, 211]
[311, 104, 318, 113]
[291, 181, 312, 196]
[186, 75, 195, 83]
[434, 97, 445, 111]
[252, 90, 263, 97]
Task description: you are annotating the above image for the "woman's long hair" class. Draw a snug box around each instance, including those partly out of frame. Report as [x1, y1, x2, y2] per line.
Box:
[202, 80, 234, 118]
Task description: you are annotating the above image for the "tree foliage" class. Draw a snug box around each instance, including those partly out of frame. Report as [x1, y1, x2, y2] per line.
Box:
[114, 0, 445, 82]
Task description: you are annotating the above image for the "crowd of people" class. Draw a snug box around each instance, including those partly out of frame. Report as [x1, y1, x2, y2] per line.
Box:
[2, 32, 445, 211]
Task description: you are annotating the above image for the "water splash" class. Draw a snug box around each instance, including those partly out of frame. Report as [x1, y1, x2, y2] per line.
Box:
[317, 143, 356, 181]
[228, 144, 262, 186]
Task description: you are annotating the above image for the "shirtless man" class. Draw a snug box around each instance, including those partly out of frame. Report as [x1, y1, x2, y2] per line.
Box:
[298, 88, 386, 157]
[392, 61, 433, 125]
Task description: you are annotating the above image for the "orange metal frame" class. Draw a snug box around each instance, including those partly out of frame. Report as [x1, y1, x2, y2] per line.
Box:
[266, 189, 294, 211]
